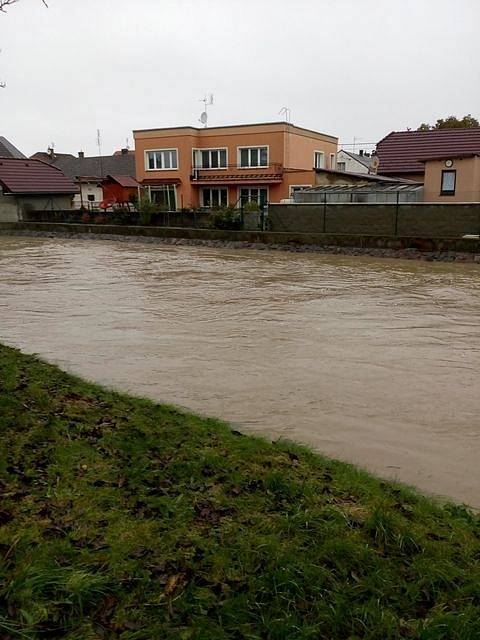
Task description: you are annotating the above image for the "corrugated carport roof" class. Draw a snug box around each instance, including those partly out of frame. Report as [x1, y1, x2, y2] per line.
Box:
[0, 158, 78, 195]
[301, 183, 423, 193]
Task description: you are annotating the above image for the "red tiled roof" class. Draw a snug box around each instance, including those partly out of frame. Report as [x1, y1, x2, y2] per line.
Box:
[106, 174, 140, 188]
[0, 158, 78, 194]
[376, 128, 480, 175]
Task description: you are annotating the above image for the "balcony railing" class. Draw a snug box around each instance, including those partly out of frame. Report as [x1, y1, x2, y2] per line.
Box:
[190, 162, 284, 184]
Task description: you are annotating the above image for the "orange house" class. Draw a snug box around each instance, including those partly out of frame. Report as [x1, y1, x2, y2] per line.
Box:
[133, 122, 338, 209]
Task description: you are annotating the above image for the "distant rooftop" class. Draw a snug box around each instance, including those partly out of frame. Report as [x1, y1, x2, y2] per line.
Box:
[105, 174, 140, 188]
[376, 128, 480, 175]
[0, 158, 77, 195]
[0, 137, 26, 160]
[339, 149, 372, 169]
[30, 149, 135, 181]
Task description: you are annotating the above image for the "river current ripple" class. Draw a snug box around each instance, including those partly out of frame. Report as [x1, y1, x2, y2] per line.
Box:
[1, 236, 479, 506]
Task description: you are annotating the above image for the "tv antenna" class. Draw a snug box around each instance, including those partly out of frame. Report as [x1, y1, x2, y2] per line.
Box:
[97, 129, 104, 178]
[0, 49, 5, 88]
[199, 93, 214, 127]
[279, 106, 292, 123]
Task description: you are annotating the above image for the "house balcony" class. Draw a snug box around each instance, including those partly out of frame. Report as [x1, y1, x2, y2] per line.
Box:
[190, 163, 284, 186]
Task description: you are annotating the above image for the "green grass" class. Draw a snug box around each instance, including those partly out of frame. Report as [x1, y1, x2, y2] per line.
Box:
[0, 344, 479, 640]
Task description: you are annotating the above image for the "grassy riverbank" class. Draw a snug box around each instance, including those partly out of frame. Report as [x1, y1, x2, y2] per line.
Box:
[0, 345, 479, 639]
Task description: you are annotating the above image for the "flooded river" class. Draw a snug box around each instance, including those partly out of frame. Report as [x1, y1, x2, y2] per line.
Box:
[1, 236, 479, 506]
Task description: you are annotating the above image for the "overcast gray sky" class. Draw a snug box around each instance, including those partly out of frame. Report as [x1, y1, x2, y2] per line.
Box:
[1, 0, 479, 157]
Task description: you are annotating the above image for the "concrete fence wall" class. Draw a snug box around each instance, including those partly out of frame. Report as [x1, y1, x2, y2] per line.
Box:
[1, 221, 480, 255]
[0, 194, 19, 222]
[269, 203, 480, 238]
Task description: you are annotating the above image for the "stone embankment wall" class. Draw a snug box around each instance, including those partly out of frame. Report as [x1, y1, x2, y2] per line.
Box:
[1, 221, 479, 263]
[269, 203, 480, 237]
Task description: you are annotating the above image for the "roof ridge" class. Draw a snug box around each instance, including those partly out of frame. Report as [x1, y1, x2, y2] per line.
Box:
[387, 127, 480, 134]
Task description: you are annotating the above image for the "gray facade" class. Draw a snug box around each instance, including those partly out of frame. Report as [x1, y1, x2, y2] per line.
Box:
[0, 192, 74, 222]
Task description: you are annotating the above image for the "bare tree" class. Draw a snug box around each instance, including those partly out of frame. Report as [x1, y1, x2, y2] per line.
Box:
[0, 0, 48, 11]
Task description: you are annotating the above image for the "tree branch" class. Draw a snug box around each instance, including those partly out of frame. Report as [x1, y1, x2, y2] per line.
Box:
[0, 0, 18, 12]
[0, 0, 48, 11]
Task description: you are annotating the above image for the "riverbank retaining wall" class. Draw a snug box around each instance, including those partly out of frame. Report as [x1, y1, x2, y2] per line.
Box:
[1, 221, 479, 256]
[268, 203, 480, 237]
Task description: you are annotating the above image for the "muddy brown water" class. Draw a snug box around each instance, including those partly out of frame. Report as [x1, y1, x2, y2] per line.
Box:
[1, 236, 479, 507]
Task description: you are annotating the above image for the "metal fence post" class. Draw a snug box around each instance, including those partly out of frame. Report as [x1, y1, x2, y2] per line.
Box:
[323, 194, 327, 233]
[394, 191, 399, 236]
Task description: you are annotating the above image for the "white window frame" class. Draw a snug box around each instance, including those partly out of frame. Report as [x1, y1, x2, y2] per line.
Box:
[330, 153, 336, 170]
[238, 186, 269, 205]
[337, 161, 346, 172]
[314, 151, 325, 169]
[149, 185, 177, 209]
[289, 184, 312, 197]
[145, 148, 179, 171]
[237, 146, 269, 169]
[201, 187, 229, 208]
[441, 170, 456, 195]
[192, 148, 228, 170]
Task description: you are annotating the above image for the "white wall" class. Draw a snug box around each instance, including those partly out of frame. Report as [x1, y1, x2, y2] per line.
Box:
[336, 150, 370, 174]
[73, 182, 103, 209]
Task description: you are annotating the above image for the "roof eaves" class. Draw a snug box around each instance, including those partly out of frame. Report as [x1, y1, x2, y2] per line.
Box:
[133, 121, 338, 141]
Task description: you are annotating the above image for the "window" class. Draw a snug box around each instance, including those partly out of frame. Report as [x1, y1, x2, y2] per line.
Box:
[193, 148, 227, 169]
[441, 170, 456, 195]
[330, 153, 336, 170]
[87, 194, 95, 202]
[239, 187, 268, 206]
[314, 151, 325, 169]
[202, 188, 228, 208]
[337, 161, 346, 172]
[150, 185, 177, 209]
[146, 149, 178, 171]
[238, 146, 268, 168]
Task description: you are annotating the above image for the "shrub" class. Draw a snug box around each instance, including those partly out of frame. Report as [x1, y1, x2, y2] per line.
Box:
[243, 200, 261, 212]
[138, 196, 157, 226]
[209, 206, 243, 230]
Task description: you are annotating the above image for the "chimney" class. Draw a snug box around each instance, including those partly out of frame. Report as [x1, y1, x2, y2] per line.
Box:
[47, 147, 55, 160]
[78, 151, 85, 159]
[121, 148, 129, 155]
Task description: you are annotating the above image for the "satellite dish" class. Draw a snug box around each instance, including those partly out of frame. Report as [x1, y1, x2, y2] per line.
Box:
[370, 155, 380, 174]
[200, 111, 208, 125]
